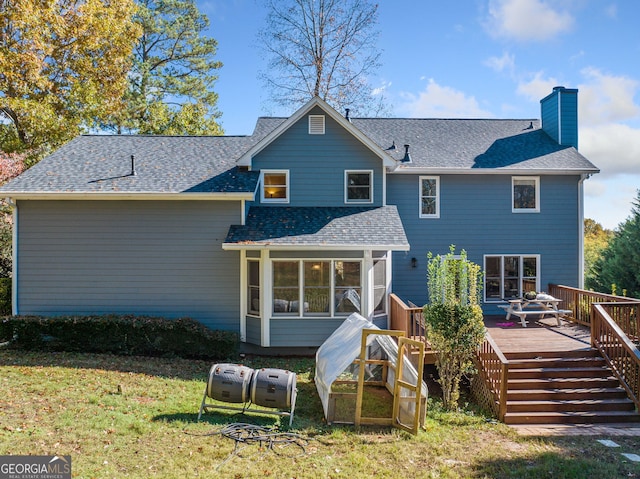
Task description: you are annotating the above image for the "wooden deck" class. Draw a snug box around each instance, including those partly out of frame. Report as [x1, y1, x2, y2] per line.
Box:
[389, 292, 640, 425]
[484, 315, 592, 354]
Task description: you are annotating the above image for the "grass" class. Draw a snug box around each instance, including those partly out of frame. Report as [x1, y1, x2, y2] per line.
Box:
[1, 350, 639, 478]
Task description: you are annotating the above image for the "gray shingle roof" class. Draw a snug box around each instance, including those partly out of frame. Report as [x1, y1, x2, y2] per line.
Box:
[224, 206, 409, 250]
[0, 134, 263, 194]
[350, 118, 598, 172]
[0, 109, 598, 196]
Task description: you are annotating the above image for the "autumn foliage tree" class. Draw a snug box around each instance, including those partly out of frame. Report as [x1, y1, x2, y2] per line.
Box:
[583, 218, 613, 290]
[0, 0, 141, 153]
[0, 151, 26, 278]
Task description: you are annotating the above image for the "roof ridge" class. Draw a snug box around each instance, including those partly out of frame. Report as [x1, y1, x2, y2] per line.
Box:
[80, 134, 251, 139]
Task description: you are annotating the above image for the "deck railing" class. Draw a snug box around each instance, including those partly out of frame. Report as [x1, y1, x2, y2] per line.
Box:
[592, 303, 640, 412]
[473, 333, 509, 421]
[389, 293, 426, 343]
[548, 284, 635, 327]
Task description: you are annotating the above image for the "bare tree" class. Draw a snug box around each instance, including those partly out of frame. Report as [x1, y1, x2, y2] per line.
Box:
[258, 0, 386, 115]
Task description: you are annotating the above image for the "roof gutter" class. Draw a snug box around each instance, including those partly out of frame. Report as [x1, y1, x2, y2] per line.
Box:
[222, 243, 411, 252]
[389, 167, 600, 176]
[1, 191, 256, 201]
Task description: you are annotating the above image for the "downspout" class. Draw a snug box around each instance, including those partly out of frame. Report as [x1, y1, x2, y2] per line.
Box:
[6, 198, 17, 315]
[239, 250, 247, 342]
[578, 174, 587, 288]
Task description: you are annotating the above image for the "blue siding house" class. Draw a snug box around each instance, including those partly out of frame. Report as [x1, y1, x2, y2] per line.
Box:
[0, 87, 599, 347]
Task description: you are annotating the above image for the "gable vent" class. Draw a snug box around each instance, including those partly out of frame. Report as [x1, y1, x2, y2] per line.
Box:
[308, 115, 325, 135]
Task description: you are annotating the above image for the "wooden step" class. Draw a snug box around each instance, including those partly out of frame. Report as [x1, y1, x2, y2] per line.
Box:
[504, 349, 600, 360]
[506, 398, 636, 413]
[507, 356, 606, 369]
[508, 376, 621, 389]
[507, 387, 629, 401]
[504, 410, 640, 425]
[509, 366, 612, 379]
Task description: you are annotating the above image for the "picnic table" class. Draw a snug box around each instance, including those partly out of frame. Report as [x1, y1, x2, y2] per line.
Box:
[497, 295, 571, 327]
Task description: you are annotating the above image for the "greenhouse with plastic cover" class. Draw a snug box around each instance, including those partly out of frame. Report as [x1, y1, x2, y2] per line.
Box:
[315, 313, 428, 434]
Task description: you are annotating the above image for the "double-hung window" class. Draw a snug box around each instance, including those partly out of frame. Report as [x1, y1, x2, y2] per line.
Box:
[345, 170, 373, 203]
[512, 176, 539, 212]
[419, 176, 440, 218]
[261, 170, 289, 203]
[484, 255, 539, 301]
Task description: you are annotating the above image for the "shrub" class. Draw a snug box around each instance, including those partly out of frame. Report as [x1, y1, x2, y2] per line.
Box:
[0, 315, 239, 359]
[423, 246, 486, 411]
[0, 278, 11, 316]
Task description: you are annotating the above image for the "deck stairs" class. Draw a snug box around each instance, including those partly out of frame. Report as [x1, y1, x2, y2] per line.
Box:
[502, 348, 640, 424]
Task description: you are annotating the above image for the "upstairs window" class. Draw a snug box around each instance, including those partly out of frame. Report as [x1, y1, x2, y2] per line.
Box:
[308, 115, 325, 134]
[345, 170, 373, 203]
[261, 170, 289, 203]
[419, 176, 440, 218]
[512, 176, 539, 212]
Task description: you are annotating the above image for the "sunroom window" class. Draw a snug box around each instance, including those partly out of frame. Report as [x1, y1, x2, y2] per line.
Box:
[248, 260, 260, 314]
[334, 261, 361, 313]
[271, 260, 362, 316]
[373, 258, 386, 315]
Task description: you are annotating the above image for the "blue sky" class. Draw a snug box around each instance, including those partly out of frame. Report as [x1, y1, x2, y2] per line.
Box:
[201, 0, 640, 230]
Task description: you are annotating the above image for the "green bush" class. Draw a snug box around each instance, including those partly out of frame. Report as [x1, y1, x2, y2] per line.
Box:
[0, 315, 239, 359]
[0, 278, 11, 317]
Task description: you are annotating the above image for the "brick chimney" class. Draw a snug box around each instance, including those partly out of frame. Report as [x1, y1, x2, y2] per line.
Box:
[540, 86, 578, 149]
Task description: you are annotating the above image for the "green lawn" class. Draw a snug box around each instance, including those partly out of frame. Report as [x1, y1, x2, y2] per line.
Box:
[1, 350, 639, 478]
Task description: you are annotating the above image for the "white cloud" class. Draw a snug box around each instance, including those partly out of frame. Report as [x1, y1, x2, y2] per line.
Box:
[578, 68, 640, 126]
[584, 176, 639, 229]
[580, 124, 640, 177]
[517, 68, 640, 127]
[516, 71, 561, 101]
[484, 52, 515, 74]
[515, 68, 640, 185]
[371, 80, 392, 97]
[486, 0, 574, 41]
[398, 79, 493, 118]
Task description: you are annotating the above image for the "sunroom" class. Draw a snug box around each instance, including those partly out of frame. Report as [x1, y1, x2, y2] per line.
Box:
[223, 205, 409, 347]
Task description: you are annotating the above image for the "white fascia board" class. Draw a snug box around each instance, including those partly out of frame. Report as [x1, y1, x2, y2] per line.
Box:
[237, 96, 396, 168]
[222, 243, 411, 252]
[389, 167, 600, 176]
[2, 191, 255, 201]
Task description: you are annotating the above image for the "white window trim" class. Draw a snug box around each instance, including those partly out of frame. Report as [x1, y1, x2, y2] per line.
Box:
[483, 254, 540, 303]
[271, 259, 363, 318]
[512, 176, 540, 213]
[344, 170, 373, 204]
[260, 170, 289, 203]
[308, 115, 325, 134]
[419, 176, 440, 218]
